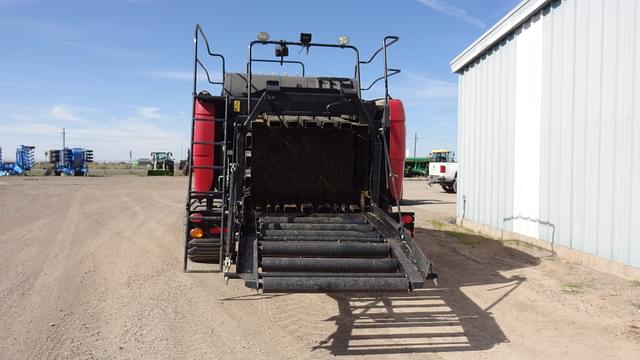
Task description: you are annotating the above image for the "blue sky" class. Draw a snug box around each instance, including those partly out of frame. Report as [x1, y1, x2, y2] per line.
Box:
[0, 0, 520, 161]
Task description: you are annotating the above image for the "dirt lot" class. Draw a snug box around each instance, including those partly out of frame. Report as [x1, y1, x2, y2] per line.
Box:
[1, 176, 639, 359]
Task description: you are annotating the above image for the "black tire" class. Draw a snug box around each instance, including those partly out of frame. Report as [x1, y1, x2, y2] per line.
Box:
[187, 238, 222, 264]
[452, 179, 457, 193]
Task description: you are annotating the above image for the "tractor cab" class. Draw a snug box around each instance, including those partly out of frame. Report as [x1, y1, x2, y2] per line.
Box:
[148, 152, 175, 176]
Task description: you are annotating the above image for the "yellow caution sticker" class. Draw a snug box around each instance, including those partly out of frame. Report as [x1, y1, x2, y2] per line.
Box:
[233, 100, 241, 112]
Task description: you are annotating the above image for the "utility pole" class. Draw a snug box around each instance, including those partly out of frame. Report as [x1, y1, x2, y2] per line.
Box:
[413, 132, 418, 158]
[62, 128, 66, 149]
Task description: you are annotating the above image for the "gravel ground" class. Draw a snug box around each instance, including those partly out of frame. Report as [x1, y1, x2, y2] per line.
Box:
[0, 176, 638, 359]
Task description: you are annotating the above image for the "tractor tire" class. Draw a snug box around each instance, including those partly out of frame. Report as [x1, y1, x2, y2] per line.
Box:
[187, 238, 221, 264]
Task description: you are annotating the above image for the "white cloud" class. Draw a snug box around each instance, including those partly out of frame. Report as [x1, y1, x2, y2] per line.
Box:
[418, 0, 486, 29]
[145, 69, 221, 82]
[136, 106, 161, 119]
[146, 70, 193, 81]
[50, 105, 87, 123]
[51, 38, 144, 60]
[412, 78, 458, 100]
[393, 72, 458, 101]
[0, 80, 36, 90]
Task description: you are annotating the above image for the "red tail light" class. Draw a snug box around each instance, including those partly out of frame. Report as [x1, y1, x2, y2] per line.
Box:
[209, 226, 228, 235]
[401, 214, 414, 224]
[440, 165, 446, 173]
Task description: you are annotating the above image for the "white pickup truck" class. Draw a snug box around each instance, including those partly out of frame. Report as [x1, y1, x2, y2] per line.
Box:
[427, 150, 457, 193]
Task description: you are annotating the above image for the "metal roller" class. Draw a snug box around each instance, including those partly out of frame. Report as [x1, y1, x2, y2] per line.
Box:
[260, 223, 373, 231]
[261, 257, 398, 273]
[260, 235, 384, 242]
[262, 229, 379, 238]
[262, 276, 410, 292]
[260, 216, 367, 224]
[260, 241, 390, 257]
[261, 272, 406, 278]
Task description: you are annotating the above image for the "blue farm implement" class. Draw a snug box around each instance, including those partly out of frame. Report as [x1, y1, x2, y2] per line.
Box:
[48, 148, 94, 176]
[0, 145, 36, 176]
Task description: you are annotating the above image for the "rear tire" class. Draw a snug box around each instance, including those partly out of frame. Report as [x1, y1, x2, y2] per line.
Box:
[187, 238, 221, 264]
[452, 179, 457, 193]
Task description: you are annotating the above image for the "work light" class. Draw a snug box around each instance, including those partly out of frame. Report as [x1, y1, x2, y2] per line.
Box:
[257, 32, 270, 42]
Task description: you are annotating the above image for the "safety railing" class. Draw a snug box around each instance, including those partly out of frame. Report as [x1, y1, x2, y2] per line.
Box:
[193, 24, 226, 96]
[247, 39, 361, 114]
[359, 36, 401, 103]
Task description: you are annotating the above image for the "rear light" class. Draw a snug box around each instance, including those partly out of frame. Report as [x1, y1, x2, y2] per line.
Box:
[209, 226, 228, 235]
[189, 227, 204, 238]
[190, 213, 203, 223]
[401, 214, 414, 225]
[440, 165, 446, 173]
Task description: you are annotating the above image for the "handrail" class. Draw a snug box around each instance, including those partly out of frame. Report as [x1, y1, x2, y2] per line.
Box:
[382, 36, 397, 104]
[249, 58, 306, 76]
[193, 24, 226, 96]
[361, 68, 400, 91]
[359, 36, 399, 65]
[248, 39, 361, 115]
[196, 59, 223, 85]
[359, 36, 400, 99]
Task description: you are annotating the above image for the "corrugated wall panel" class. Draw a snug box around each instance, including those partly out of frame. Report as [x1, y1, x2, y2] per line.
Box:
[539, 5, 553, 243]
[456, 0, 640, 268]
[557, 0, 576, 249]
[543, 1, 563, 245]
[627, 0, 640, 267]
[610, 0, 634, 264]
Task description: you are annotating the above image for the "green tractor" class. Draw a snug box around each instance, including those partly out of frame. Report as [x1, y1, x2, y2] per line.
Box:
[147, 152, 175, 176]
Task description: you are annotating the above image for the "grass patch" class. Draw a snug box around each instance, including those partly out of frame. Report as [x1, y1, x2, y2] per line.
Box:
[444, 230, 464, 240]
[561, 281, 591, 294]
[430, 219, 445, 230]
[444, 230, 486, 246]
[503, 239, 550, 253]
[630, 280, 640, 287]
[631, 302, 640, 310]
[431, 221, 492, 247]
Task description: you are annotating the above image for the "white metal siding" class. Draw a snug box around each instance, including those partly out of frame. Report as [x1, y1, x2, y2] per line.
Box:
[456, 0, 640, 267]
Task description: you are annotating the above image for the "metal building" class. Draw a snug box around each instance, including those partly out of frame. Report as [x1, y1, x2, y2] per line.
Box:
[451, 0, 640, 273]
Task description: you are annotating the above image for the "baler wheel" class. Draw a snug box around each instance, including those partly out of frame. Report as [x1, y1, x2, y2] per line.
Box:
[187, 238, 221, 264]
